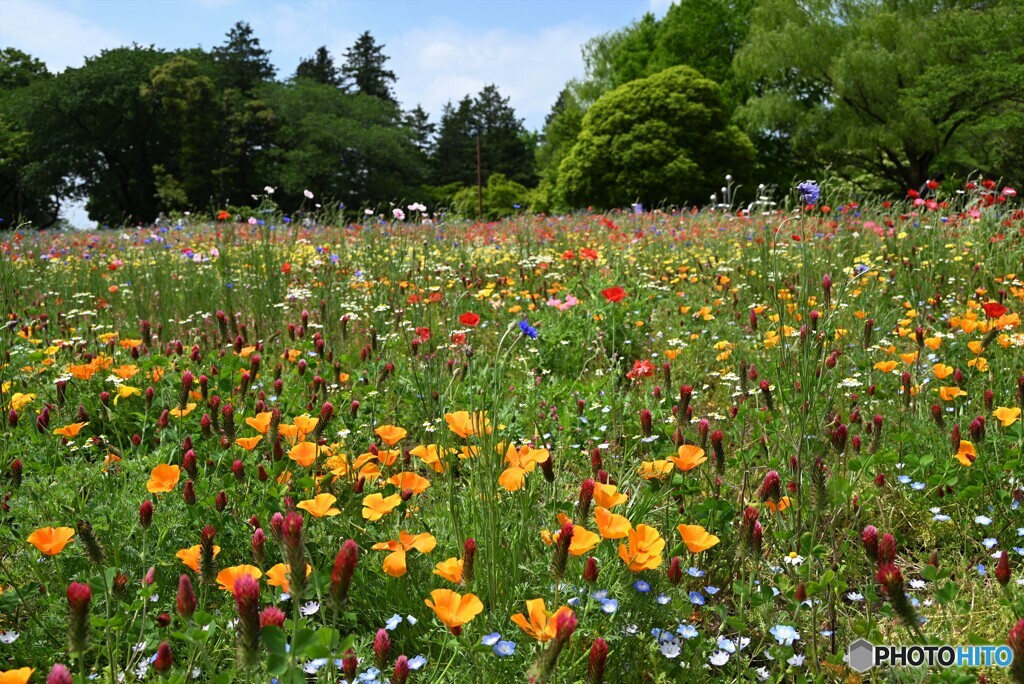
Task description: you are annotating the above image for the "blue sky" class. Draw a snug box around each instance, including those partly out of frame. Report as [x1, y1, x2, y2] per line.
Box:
[1, 0, 674, 131]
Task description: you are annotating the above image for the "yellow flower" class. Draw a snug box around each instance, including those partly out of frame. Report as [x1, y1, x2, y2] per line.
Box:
[993, 407, 1021, 427]
[954, 440, 977, 467]
[362, 493, 402, 521]
[638, 459, 674, 480]
[297, 493, 341, 518]
[375, 425, 407, 446]
[617, 524, 665, 572]
[677, 524, 720, 553]
[511, 598, 575, 642]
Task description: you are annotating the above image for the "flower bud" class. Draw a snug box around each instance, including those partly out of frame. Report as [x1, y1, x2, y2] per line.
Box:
[233, 574, 261, 668]
[153, 641, 173, 674]
[394, 654, 410, 684]
[588, 638, 608, 684]
[997, 550, 1011, 586]
[374, 628, 391, 669]
[667, 556, 682, 585]
[177, 574, 196, 620]
[331, 539, 359, 608]
[140, 499, 154, 529]
[584, 556, 599, 584]
[67, 581, 91, 654]
[46, 664, 73, 684]
[260, 606, 286, 628]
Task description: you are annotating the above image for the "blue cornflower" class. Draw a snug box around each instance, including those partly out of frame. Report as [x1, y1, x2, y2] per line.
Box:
[797, 180, 820, 205]
[493, 640, 516, 657]
[518, 319, 538, 339]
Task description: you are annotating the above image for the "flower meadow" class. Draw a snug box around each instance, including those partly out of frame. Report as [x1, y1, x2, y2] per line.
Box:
[2, 182, 1024, 683]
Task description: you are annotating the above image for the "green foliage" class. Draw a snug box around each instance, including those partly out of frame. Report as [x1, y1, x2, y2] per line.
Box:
[295, 46, 342, 87]
[340, 31, 398, 105]
[451, 172, 531, 219]
[735, 0, 1024, 190]
[558, 66, 755, 208]
[211, 21, 276, 94]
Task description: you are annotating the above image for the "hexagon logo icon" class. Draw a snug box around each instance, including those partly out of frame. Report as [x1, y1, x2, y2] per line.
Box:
[848, 639, 875, 673]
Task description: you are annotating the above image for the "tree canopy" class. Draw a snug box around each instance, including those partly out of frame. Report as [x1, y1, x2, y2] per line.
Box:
[558, 65, 755, 209]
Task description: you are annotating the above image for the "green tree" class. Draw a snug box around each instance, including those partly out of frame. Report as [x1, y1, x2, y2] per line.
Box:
[557, 65, 755, 209]
[735, 0, 1024, 190]
[432, 85, 534, 188]
[261, 80, 423, 207]
[341, 31, 398, 105]
[295, 46, 342, 86]
[212, 21, 276, 94]
[535, 87, 586, 209]
[0, 48, 59, 228]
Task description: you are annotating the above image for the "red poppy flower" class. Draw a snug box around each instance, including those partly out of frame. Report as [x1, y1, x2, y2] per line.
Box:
[601, 287, 626, 303]
[281, 262, 291, 274]
[216, 210, 231, 221]
[580, 248, 598, 260]
[459, 312, 480, 327]
[415, 327, 431, 341]
[451, 332, 467, 345]
[562, 250, 575, 260]
[907, 189, 920, 198]
[982, 302, 1008, 319]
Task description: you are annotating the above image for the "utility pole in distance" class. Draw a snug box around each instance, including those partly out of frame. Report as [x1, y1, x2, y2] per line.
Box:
[476, 134, 483, 220]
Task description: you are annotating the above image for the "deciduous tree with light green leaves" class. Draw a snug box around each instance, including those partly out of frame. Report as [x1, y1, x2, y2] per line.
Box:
[557, 65, 755, 209]
[734, 0, 1024, 190]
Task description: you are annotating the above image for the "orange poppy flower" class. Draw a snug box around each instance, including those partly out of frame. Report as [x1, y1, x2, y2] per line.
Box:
[638, 460, 674, 480]
[617, 524, 665, 572]
[994, 407, 1022, 427]
[497, 445, 549, 491]
[176, 544, 221, 572]
[375, 425, 407, 446]
[235, 435, 263, 451]
[939, 386, 967, 401]
[297, 493, 341, 518]
[387, 471, 431, 494]
[677, 524, 720, 553]
[362, 493, 402, 521]
[594, 506, 631, 540]
[764, 496, 792, 513]
[372, 531, 437, 577]
[53, 422, 88, 438]
[592, 483, 627, 509]
[146, 464, 181, 493]
[444, 411, 490, 438]
[563, 525, 601, 556]
[932, 364, 954, 379]
[433, 557, 464, 584]
[216, 564, 262, 592]
[26, 526, 75, 556]
[424, 589, 483, 631]
[113, 364, 140, 380]
[511, 598, 575, 642]
[280, 415, 318, 442]
[924, 337, 941, 350]
[410, 444, 445, 473]
[68, 363, 97, 380]
[899, 352, 918, 364]
[954, 440, 977, 467]
[967, 357, 989, 372]
[289, 441, 319, 467]
[0, 667, 35, 684]
[872, 360, 897, 373]
[670, 445, 707, 472]
[8, 392, 35, 411]
[245, 412, 273, 434]
[265, 562, 311, 594]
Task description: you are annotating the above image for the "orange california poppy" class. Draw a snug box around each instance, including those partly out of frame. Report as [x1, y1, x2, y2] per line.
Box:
[216, 564, 262, 592]
[994, 407, 1022, 427]
[617, 524, 665, 572]
[26, 526, 75, 556]
[265, 562, 311, 594]
[387, 471, 431, 494]
[53, 422, 88, 438]
[292, 414, 319, 440]
[444, 411, 490, 438]
[939, 386, 967, 401]
[297, 493, 341, 518]
[594, 506, 632, 540]
[872, 360, 898, 373]
[899, 352, 918, 364]
[375, 425, 407, 446]
[565, 525, 601, 556]
[497, 445, 549, 491]
[592, 483, 628, 509]
[235, 435, 263, 451]
[146, 464, 181, 493]
[113, 364, 140, 380]
[424, 589, 483, 631]
[245, 412, 273, 434]
[289, 441, 319, 467]
[176, 544, 221, 572]
[410, 444, 445, 473]
[511, 598, 575, 642]
[924, 337, 941, 350]
[677, 524, 720, 553]
[362, 493, 402, 521]
[433, 557, 464, 584]
[638, 460, 674, 480]
[954, 440, 977, 467]
[0, 668, 35, 684]
[670, 445, 707, 472]
[372, 531, 437, 577]
[932, 363, 954, 379]
[764, 496, 792, 513]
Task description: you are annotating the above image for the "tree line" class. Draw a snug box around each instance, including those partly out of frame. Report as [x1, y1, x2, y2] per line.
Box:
[2, 1, 1022, 228]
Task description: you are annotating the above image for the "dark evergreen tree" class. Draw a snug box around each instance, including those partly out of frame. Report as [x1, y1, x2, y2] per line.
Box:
[295, 46, 342, 86]
[212, 21, 276, 94]
[340, 31, 398, 104]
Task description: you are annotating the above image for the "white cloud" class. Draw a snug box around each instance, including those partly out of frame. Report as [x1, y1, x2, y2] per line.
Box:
[0, 0, 123, 72]
[381, 18, 601, 131]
